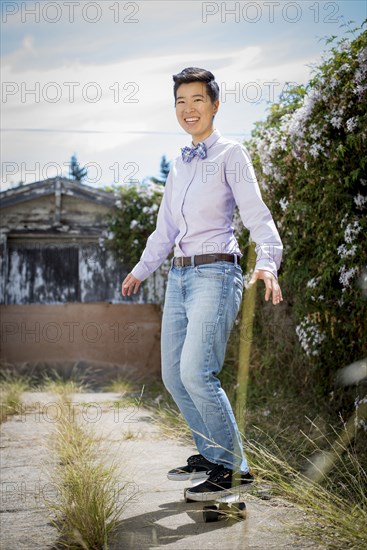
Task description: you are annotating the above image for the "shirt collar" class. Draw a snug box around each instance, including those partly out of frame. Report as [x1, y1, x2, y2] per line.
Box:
[190, 128, 221, 151]
[203, 128, 221, 151]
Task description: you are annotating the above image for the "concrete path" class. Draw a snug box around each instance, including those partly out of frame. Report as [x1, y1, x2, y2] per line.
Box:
[0, 391, 58, 549]
[0, 392, 321, 549]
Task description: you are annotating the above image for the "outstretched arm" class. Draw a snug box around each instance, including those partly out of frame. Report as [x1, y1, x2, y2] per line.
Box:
[121, 168, 179, 297]
[121, 273, 141, 296]
[248, 269, 283, 306]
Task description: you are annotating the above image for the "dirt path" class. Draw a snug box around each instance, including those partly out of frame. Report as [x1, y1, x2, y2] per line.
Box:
[0, 392, 322, 549]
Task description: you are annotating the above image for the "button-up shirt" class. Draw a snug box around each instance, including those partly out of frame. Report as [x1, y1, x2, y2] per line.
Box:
[131, 129, 283, 282]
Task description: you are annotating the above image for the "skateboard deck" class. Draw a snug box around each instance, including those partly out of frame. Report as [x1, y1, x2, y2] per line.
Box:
[183, 485, 247, 522]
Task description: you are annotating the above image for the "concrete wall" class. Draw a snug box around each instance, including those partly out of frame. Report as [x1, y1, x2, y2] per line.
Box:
[0, 303, 162, 380]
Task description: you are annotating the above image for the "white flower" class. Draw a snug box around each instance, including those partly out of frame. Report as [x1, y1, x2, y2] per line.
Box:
[344, 221, 361, 244]
[346, 117, 358, 133]
[329, 76, 338, 89]
[296, 317, 325, 356]
[354, 82, 367, 98]
[309, 123, 323, 140]
[355, 396, 367, 431]
[279, 113, 292, 133]
[337, 244, 357, 259]
[357, 48, 367, 64]
[339, 265, 359, 289]
[354, 194, 367, 208]
[353, 54, 367, 98]
[287, 88, 322, 143]
[338, 62, 352, 73]
[309, 142, 325, 158]
[130, 219, 139, 229]
[329, 115, 343, 129]
[279, 135, 288, 150]
[279, 197, 289, 211]
[340, 39, 351, 52]
[307, 278, 318, 289]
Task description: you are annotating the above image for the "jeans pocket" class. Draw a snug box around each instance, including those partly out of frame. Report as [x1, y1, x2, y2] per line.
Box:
[194, 263, 225, 279]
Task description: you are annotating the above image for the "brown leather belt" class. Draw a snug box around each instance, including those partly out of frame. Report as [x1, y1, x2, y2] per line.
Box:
[173, 253, 239, 267]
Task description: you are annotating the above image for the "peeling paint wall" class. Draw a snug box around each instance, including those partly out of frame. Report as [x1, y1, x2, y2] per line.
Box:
[3, 242, 167, 305]
[1, 195, 56, 229]
[6, 245, 79, 304]
[1, 178, 168, 306]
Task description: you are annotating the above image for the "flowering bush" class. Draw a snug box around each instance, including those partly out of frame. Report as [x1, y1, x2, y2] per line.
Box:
[106, 182, 163, 268]
[246, 28, 367, 385]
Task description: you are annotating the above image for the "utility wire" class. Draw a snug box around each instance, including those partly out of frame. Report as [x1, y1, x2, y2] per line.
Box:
[1, 128, 251, 137]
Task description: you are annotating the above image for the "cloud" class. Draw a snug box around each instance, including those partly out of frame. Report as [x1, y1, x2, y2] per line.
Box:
[3, 0, 364, 188]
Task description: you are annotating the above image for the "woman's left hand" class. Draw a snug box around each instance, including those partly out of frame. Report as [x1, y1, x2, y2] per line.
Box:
[248, 269, 283, 305]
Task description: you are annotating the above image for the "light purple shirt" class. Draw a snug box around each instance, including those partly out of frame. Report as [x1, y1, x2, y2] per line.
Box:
[131, 129, 283, 282]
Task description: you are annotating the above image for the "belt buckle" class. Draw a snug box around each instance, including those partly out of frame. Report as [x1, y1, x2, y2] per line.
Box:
[175, 256, 184, 267]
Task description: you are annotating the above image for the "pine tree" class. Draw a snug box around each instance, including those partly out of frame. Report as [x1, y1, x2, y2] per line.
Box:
[151, 155, 171, 186]
[69, 154, 87, 182]
[159, 155, 170, 183]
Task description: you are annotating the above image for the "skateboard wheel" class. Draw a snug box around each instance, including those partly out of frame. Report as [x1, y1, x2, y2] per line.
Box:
[203, 505, 219, 522]
[233, 501, 246, 519]
[233, 502, 246, 511]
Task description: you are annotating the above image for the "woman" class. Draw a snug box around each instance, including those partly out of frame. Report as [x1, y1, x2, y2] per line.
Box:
[121, 67, 283, 501]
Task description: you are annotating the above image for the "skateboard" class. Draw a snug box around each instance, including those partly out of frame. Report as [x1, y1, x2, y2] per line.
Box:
[183, 486, 247, 523]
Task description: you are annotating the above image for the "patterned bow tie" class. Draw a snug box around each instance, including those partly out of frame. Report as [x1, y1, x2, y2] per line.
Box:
[181, 142, 207, 163]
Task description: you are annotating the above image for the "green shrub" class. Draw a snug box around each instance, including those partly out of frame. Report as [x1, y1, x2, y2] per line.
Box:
[244, 27, 367, 389]
[106, 183, 164, 269]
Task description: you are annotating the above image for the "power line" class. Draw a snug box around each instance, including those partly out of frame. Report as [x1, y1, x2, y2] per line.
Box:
[1, 127, 251, 137]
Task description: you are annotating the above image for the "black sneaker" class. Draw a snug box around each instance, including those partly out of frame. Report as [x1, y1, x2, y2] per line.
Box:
[167, 454, 217, 481]
[185, 464, 254, 501]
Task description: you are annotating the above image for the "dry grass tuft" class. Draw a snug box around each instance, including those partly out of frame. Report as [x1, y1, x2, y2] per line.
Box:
[45, 380, 138, 549]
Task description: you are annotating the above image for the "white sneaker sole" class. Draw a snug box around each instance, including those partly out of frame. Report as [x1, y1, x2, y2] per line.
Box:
[185, 483, 254, 501]
[167, 471, 209, 481]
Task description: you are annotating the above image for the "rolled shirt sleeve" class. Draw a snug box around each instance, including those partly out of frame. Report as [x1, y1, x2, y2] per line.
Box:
[130, 170, 179, 282]
[225, 144, 283, 278]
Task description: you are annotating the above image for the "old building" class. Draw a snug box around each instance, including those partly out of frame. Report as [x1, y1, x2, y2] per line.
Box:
[0, 177, 166, 379]
[0, 177, 166, 304]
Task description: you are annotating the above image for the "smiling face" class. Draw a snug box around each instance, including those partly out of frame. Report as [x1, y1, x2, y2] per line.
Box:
[175, 81, 219, 145]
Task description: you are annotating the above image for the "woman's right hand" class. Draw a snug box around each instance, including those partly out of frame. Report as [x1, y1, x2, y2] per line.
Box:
[121, 273, 142, 297]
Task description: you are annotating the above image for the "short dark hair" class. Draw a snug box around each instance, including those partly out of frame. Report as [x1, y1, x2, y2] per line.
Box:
[172, 67, 220, 105]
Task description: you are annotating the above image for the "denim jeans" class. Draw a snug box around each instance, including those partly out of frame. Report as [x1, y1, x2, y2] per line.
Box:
[161, 258, 249, 473]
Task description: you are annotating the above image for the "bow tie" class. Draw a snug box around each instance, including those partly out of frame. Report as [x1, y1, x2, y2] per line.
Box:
[181, 142, 207, 163]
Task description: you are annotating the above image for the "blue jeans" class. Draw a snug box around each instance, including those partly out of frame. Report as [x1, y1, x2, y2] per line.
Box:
[161, 258, 249, 473]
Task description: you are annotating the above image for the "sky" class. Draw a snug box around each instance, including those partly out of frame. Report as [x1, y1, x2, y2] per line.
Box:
[1, 0, 366, 190]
